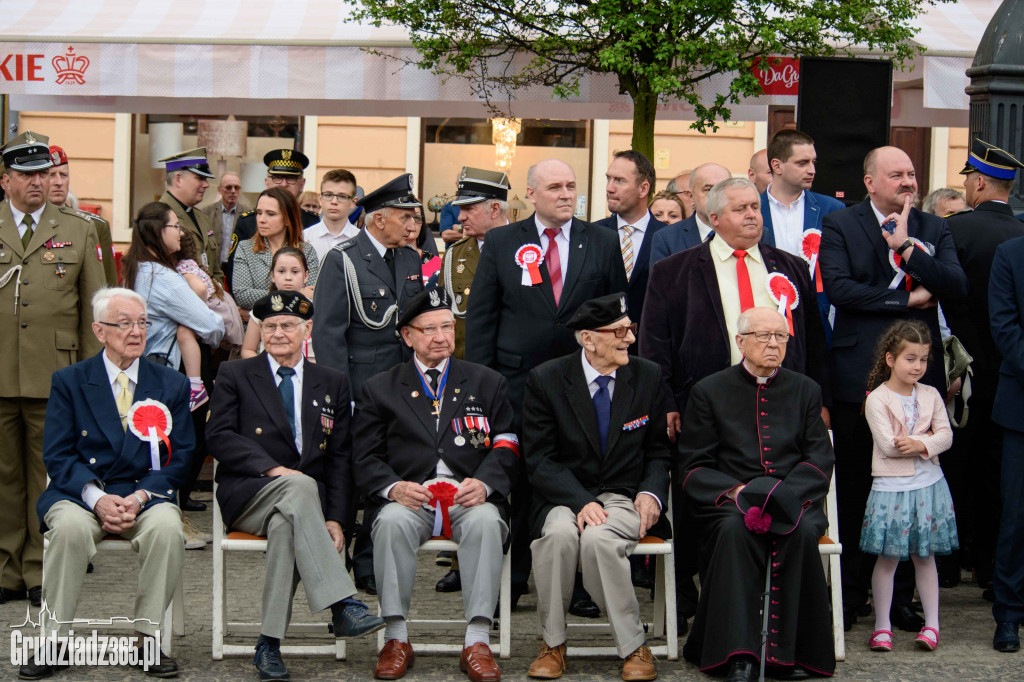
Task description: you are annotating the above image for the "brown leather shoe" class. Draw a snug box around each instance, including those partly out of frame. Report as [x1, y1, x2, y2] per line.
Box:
[621, 644, 656, 681]
[527, 642, 566, 679]
[374, 639, 414, 680]
[460, 642, 501, 681]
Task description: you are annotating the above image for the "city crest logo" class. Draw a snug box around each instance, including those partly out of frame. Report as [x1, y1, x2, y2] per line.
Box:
[53, 46, 89, 85]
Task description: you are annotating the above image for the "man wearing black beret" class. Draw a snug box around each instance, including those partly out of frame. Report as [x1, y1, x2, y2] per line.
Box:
[207, 291, 384, 681]
[522, 293, 669, 681]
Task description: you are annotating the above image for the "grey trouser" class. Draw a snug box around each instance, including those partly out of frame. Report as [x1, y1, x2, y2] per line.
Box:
[531, 492, 644, 658]
[232, 474, 356, 639]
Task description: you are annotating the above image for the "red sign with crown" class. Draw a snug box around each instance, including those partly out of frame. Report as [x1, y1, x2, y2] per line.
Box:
[52, 46, 89, 85]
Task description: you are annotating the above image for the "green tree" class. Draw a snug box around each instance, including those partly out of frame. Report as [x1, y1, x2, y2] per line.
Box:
[352, 0, 949, 158]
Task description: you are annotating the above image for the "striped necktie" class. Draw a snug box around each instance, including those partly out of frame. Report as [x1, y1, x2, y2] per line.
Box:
[620, 225, 635, 280]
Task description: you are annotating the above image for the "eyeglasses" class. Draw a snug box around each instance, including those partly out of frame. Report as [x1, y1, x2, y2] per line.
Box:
[221, 185, 241, 192]
[740, 331, 790, 344]
[164, 223, 183, 231]
[590, 323, 638, 339]
[320, 192, 355, 203]
[98, 320, 152, 331]
[262, 321, 304, 334]
[408, 322, 456, 336]
[269, 176, 300, 186]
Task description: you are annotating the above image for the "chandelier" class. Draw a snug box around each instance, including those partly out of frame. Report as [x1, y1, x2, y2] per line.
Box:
[491, 118, 522, 170]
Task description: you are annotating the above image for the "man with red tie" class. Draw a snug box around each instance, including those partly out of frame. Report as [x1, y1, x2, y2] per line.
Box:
[466, 158, 628, 607]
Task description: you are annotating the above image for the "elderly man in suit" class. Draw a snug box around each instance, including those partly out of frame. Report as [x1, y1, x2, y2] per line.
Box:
[820, 146, 968, 630]
[206, 291, 384, 681]
[202, 171, 248, 272]
[593, 150, 665, 350]
[648, 162, 731, 264]
[523, 294, 669, 681]
[679, 307, 835, 682]
[355, 288, 518, 681]
[18, 287, 192, 680]
[465, 159, 628, 608]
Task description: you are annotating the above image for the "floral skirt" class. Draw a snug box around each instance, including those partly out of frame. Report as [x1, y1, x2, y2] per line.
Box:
[859, 478, 959, 560]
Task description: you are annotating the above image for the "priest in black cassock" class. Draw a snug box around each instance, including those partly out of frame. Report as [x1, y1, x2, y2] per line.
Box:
[679, 307, 835, 682]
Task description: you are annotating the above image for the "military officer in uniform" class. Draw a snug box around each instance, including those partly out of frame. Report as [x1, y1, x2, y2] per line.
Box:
[158, 147, 221, 279]
[47, 145, 118, 286]
[312, 173, 425, 592]
[441, 167, 510, 360]
[0, 131, 107, 608]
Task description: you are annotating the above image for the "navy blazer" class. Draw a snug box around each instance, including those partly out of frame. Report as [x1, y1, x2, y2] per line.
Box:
[37, 352, 194, 530]
[648, 214, 705, 266]
[990, 236, 1024, 433]
[820, 200, 968, 403]
[593, 211, 667, 345]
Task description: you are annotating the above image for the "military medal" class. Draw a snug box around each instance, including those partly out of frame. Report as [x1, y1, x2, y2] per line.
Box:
[371, 301, 377, 312]
[55, 264, 67, 278]
[456, 259, 466, 274]
[43, 251, 55, 262]
[415, 360, 450, 418]
[454, 435, 466, 446]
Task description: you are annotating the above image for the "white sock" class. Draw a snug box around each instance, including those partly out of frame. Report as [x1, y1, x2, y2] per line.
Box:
[384, 616, 408, 643]
[188, 377, 203, 391]
[464, 617, 491, 647]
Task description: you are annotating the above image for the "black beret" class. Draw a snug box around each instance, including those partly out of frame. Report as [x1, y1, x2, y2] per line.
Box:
[566, 293, 630, 330]
[398, 287, 453, 328]
[253, 290, 313, 321]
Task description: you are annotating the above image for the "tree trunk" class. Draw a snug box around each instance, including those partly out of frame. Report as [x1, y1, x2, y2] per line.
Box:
[630, 82, 658, 160]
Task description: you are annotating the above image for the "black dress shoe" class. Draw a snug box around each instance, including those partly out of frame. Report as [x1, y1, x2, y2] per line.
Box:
[0, 587, 26, 603]
[435, 569, 462, 592]
[630, 558, 655, 590]
[28, 586, 41, 608]
[843, 607, 856, 632]
[774, 664, 811, 680]
[18, 662, 66, 680]
[724, 656, 757, 682]
[569, 598, 600, 618]
[983, 588, 995, 603]
[138, 654, 178, 678]
[86, 562, 94, 574]
[180, 498, 206, 512]
[332, 599, 386, 638]
[891, 603, 925, 632]
[354, 574, 378, 596]
[994, 622, 1021, 653]
[253, 639, 289, 681]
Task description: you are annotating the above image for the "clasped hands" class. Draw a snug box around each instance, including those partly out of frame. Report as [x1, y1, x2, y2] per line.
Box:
[93, 490, 149, 534]
[576, 495, 660, 539]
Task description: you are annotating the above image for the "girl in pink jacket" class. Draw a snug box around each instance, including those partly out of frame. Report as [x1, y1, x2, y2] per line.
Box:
[860, 320, 957, 653]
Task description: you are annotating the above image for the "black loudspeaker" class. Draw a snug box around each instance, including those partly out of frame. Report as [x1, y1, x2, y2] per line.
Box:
[797, 57, 893, 206]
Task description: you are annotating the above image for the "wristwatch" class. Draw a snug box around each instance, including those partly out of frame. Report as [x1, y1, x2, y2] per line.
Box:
[899, 239, 914, 255]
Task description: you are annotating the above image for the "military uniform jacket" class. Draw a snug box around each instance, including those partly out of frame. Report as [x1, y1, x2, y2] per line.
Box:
[206, 354, 354, 530]
[441, 236, 481, 359]
[36, 353, 194, 530]
[0, 201, 106, 398]
[62, 207, 117, 287]
[354, 357, 518, 527]
[522, 352, 671, 539]
[311, 230, 423, 409]
[160, 190, 221, 280]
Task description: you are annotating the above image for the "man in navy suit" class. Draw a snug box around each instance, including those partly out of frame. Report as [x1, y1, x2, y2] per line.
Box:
[21, 288, 193, 680]
[592, 150, 665, 351]
[648, 163, 730, 265]
[819, 145, 968, 630]
[759, 130, 846, 345]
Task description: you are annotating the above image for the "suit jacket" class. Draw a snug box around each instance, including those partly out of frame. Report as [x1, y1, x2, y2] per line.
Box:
[207, 354, 354, 529]
[944, 201, 1024, 400]
[36, 353, 194, 529]
[311, 230, 423, 409]
[203, 199, 250, 262]
[160, 190, 221, 280]
[648, 214, 705, 266]
[593, 211, 667, 347]
[820, 200, 969, 403]
[758, 189, 846, 250]
[522, 351, 671, 539]
[354, 357, 518, 528]
[990, 236, 1024, 433]
[640, 236, 830, 416]
[464, 215, 629, 413]
[0, 201, 106, 398]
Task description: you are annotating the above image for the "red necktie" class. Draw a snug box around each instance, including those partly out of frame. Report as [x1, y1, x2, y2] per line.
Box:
[734, 249, 755, 312]
[544, 228, 563, 306]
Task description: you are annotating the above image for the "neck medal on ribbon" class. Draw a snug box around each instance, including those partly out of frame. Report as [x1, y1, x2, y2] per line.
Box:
[416, 361, 450, 417]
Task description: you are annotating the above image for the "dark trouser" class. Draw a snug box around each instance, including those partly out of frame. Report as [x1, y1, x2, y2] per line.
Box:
[179, 341, 214, 504]
[993, 428, 1024, 625]
[673, 486, 700, 619]
[510, 459, 532, 592]
[965, 394, 1003, 586]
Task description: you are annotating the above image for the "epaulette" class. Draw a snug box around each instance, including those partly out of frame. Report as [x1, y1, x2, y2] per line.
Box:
[59, 205, 105, 223]
[240, 209, 256, 218]
[451, 235, 474, 249]
[945, 209, 972, 219]
[336, 237, 359, 250]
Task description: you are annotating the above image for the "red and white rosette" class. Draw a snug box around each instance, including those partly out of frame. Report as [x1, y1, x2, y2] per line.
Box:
[888, 249, 911, 291]
[515, 244, 544, 287]
[127, 399, 173, 471]
[766, 272, 799, 335]
[800, 229, 823, 293]
[422, 477, 462, 538]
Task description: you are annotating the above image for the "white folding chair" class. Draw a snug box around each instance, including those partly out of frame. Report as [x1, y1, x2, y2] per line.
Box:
[818, 468, 845, 661]
[40, 535, 185, 656]
[376, 536, 512, 659]
[211, 467, 345, 660]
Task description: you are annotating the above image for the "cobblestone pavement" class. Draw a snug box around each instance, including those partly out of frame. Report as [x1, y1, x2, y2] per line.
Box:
[2, 498, 1021, 681]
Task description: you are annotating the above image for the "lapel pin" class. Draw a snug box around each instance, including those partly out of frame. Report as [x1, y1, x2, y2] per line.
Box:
[411, 391, 419, 398]
[454, 388, 460, 394]
[325, 395, 331, 404]
[313, 400, 318, 406]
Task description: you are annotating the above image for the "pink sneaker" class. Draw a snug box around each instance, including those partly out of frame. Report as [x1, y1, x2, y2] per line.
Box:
[915, 626, 939, 651]
[869, 629, 894, 652]
[189, 385, 209, 412]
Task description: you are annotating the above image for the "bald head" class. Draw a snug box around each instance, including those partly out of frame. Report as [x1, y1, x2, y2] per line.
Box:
[863, 146, 918, 215]
[747, 149, 772, 194]
[218, 171, 242, 210]
[691, 163, 733, 224]
[526, 159, 578, 228]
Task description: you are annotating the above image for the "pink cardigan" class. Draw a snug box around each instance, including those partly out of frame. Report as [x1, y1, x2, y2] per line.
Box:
[864, 383, 953, 477]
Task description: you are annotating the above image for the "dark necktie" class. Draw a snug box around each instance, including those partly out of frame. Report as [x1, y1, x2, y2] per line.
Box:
[593, 375, 612, 456]
[277, 366, 296, 438]
[426, 368, 440, 394]
[733, 249, 755, 312]
[21, 214, 34, 250]
[384, 248, 396, 280]
[544, 228, 563, 306]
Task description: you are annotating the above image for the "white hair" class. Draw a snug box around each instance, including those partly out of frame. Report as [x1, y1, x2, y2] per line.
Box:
[364, 207, 390, 227]
[706, 177, 758, 219]
[92, 287, 147, 322]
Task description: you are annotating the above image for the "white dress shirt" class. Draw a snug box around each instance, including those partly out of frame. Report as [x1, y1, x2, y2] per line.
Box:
[267, 354, 304, 453]
[304, 220, 361, 265]
[616, 211, 650, 264]
[766, 185, 807, 257]
[82, 353, 142, 510]
[695, 214, 714, 242]
[535, 216, 572, 272]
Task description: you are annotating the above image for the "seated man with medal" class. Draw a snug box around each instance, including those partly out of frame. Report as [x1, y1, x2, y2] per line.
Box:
[354, 287, 519, 682]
